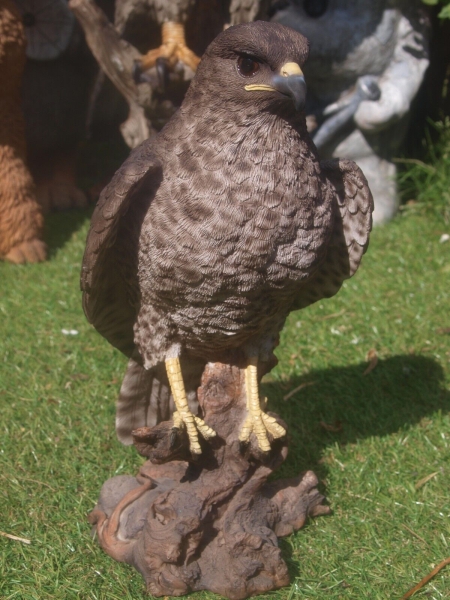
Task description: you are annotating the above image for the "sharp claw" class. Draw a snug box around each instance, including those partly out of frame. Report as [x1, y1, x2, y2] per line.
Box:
[170, 427, 179, 448]
[260, 450, 272, 464]
[132, 60, 141, 84]
[156, 56, 170, 92]
[239, 440, 249, 454]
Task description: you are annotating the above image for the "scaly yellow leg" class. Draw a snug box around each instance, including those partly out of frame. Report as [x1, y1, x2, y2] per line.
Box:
[165, 357, 216, 455]
[239, 357, 286, 452]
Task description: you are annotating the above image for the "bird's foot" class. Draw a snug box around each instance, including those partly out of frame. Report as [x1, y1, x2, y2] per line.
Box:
[170, 410, 216, 455]
[134, 21, 200, 84]
[239, 357, 286, 453]
[239, 398, 286, 453]
[166, 357, 216, 456]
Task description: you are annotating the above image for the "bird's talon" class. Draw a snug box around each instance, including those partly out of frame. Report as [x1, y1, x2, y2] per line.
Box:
[260, 450, 272, 464]
[132, 60, 143, 84]
[239, 440, 249, 454]
[261, 412, 286, 440]
[239, 358, 286, 453]
[170, 427, 179, 448]
[193, 415, 217, 440]
[156, 57, 170, 92]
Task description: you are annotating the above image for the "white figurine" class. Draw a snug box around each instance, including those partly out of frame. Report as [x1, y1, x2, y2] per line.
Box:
[272, 0, 430, 224]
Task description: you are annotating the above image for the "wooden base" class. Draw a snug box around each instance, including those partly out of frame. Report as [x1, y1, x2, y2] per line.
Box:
[89, 359, 330, 599]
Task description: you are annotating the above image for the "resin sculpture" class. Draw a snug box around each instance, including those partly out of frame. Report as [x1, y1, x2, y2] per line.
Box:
[82, 21, 373, 597]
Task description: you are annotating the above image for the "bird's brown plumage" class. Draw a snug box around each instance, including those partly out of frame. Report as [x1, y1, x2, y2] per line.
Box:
[81, 21, 373, 444]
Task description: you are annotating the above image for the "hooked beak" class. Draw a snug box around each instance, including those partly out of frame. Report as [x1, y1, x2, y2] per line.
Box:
[245, 62, 307, 111]
[272, 62, 307, 111]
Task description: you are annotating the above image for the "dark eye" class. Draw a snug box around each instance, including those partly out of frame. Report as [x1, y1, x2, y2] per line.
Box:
[237, 56, 260, 77]
[303, 0, 328, 18]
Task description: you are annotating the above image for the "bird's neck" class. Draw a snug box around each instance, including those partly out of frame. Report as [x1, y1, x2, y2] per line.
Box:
[174, 102, 314, 169]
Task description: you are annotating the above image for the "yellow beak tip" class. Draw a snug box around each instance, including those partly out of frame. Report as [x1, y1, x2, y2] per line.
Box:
[280, 62, 303, 78]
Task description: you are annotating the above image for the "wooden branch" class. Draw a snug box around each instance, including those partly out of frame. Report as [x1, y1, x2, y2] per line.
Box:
[69, 0, 152, 147]
[89, 358, 330, 598]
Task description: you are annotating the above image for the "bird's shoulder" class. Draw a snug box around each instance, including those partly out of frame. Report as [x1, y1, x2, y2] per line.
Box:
[292, 158, 373, 310]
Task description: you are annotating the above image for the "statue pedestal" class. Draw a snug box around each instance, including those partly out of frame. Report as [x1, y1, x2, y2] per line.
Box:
[89, 360, 330, 599]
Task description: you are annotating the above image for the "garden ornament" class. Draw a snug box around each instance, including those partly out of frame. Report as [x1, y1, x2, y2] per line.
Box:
[71, 0, 270, 147]
[82, 21, 372, 597]
[0, 0, 46, 263]
[312, 75, 381, 150]
[13, 0, 75, 60]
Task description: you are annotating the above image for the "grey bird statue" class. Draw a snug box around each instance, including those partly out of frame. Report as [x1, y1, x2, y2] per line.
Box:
[81, 21, 373, 457]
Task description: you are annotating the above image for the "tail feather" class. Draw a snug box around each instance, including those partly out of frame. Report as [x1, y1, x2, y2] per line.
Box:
[115, 358, 172, 445]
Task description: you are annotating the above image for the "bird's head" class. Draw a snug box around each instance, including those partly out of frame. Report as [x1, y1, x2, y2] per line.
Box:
[186, 21, 309, 116]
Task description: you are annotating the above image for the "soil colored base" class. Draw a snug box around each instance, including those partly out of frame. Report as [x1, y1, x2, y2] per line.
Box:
[89, 359, 330, 599]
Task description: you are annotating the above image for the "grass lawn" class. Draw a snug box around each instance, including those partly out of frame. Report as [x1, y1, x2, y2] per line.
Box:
[1, 194, 449, 598]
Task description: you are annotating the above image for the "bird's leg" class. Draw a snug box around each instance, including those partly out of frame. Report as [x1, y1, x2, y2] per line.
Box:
[239, 357, 286, 452]
[165, 357, 215, 455]
[135, 21, 201, 81]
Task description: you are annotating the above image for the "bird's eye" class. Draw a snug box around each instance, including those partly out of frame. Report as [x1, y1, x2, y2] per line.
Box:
[237, 56, 260, 77]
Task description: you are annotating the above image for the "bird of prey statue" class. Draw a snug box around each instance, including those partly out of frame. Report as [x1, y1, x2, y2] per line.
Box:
[81, 21, 373, 457]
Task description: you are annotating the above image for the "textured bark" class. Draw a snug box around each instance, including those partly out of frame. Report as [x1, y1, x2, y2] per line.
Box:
[69, 0, 153, 148]
[0, 0, 46, 263]
[89, 357, 330, 599]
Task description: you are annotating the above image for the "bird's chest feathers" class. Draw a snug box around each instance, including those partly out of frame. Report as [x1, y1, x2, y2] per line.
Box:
[167, 119, 329, 270]
[143, 117, 332, 300]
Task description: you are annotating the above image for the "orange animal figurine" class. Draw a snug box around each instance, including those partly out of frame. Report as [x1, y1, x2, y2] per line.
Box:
[0, 0, 46, 263]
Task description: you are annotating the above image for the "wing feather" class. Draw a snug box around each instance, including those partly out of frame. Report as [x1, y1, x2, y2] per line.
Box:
[81, 141, 163, 355]
[293, 158, 373, 310]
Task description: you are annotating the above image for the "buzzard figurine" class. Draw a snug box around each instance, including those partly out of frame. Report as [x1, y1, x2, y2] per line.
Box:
[81, 21, 373, 456]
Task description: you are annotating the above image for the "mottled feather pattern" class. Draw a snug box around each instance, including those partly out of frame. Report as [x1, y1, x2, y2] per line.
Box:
[323, 158, 373, 272]
[292, 159, 373, 310]
[81, 143, 161, 293]
[133, 106, 334, 367]
[81, 22, 373, 441]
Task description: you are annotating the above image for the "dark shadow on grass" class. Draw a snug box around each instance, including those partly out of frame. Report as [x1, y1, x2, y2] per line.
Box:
[262, 354, 450, 479]
[260, 354, 449, 578]
[44, 208, 93, 258]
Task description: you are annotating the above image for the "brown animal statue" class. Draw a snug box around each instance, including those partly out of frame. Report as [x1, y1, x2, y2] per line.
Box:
[0, 0, 46, 263]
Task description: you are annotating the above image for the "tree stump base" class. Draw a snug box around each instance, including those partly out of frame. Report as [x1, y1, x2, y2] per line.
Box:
[89, 360, 330, 599]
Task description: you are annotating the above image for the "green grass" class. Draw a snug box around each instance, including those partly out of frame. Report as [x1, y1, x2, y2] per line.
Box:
[398, 118, 450, 224]
[1, 202, 450, 599]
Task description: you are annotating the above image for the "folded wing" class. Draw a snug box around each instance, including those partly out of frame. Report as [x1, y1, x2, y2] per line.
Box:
[293, 158, 373, 311]
[80, 141, 163, 356]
